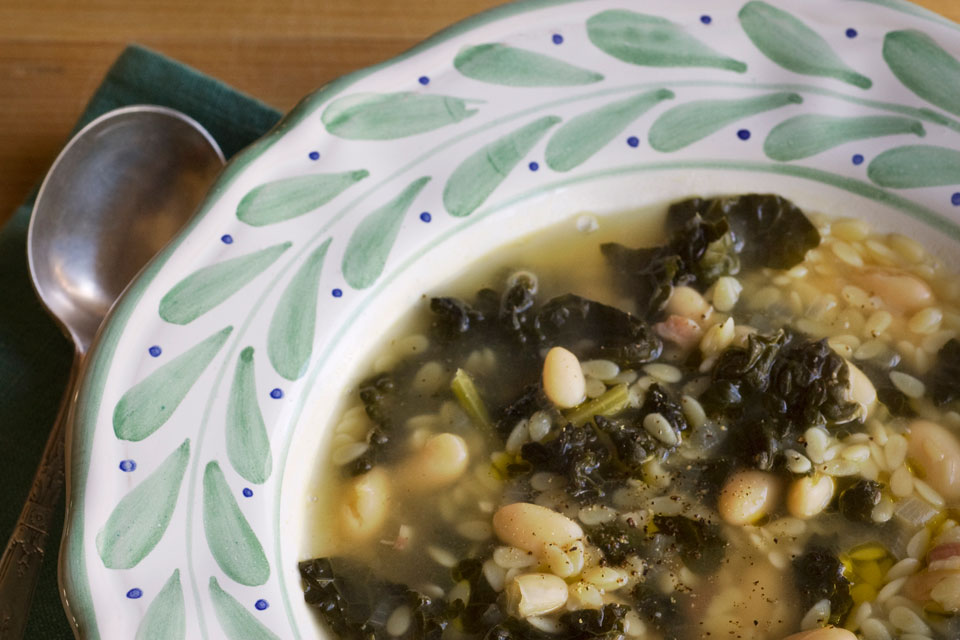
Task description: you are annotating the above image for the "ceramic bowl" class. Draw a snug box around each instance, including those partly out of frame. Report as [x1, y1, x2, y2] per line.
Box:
[63, 0, 960, 637]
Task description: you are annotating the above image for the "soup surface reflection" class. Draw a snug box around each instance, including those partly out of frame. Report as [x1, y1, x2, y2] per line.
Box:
[300, 195, 960, 640]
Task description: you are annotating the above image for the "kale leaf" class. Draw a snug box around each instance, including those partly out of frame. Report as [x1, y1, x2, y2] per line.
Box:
[838, 479, 883, 524]
[930, 338, 960, 406]
[652, 515, 726, 575]
[559, 604, 628, 638]
[349, 373, 400, 476]
[792, 547, 853, 626]
[520, 422, 613, 500]
[451, 558, 502, 633]
[631, 584, 684, 640]
[299, 557, 451, 640]
[585, 519, 647, 565]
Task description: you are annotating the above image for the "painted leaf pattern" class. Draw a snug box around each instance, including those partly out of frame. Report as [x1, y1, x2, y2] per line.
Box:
[587, 10, 747, 72]
[883, 29, 960, 117]
[342, 177, 431, 289]
[203, 461, 270, 586]
[96, 440, 190, 569]
[764, 114, 925, 161]
[237, 170, 369, 226]
[868, 145, 960, 187]
[114, 326, 233, 442]
[209, 578, 281, 640]
[322, 92, 480, 139]
[648, 92, 803, 152]
[444, 115, 560, 217]
[135, 570, 186, 640]
[545, 89, 675, 172]
[739, 1, 872, 88]
[454, 44, 603, 86]
[160, 243, 291, 325]
[268, 239, 332, 380]
[226, 347, 273, 484]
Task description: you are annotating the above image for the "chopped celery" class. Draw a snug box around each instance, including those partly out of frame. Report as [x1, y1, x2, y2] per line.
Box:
[451, 368, 495, 436]
[564, 384, 629, 427]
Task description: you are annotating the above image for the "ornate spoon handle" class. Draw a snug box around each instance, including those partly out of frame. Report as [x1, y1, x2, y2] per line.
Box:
[0, 355, 79, 639]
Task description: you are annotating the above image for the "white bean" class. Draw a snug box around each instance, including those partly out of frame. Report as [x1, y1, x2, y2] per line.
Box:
[907, 420, 960, 502]
[542, 347, 586, 409]
[493, 502, 584, 557]
[666, 286, 712, 320]
[858, 268, 933, 312]
[845, 361, 876, 418]
[397, 433, 469, 491]
[787, 474, 834, 520]
[718, 470, 780, 525]
[782, 628, 858, 640]
[339, 467, 390, 541]
[506, 573, 568, 617]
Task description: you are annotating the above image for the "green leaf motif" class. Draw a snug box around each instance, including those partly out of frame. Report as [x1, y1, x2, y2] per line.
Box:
[268, 239, 331, 380]
[96, 440, 190, 569]
[237, 170, 369, 226]
[114, 326, 233, 442]
[867, 145, 960, 188]
[739, 1, 872, 89]
[454, 44, 603, 87]
[764, 114, 926, 162]
[545, 89, 675, 172]
[586, 10, 747, 72]
[203, 461, 270, 586]
[322, 92, 480, 139]
[160, 242, 292, 325]
[444, 115, 561, 218]
[135, 570, 185, 640]
[342, 177, 430, 289]
[209, 577, 280, 640]
[884, 30, 960, 117]
[648, 92, 802, 153]
[227, 348, 273, 484]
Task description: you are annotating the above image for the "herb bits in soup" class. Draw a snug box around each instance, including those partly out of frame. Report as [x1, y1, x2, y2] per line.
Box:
[299, 194, 960, 640]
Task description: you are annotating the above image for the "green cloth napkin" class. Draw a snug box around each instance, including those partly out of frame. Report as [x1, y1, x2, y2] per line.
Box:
[0, 44, 282, 638]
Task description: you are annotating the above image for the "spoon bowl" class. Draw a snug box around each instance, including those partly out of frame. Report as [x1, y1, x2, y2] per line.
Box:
[28, 106, 225, 353]
[0, 105, 224, 639]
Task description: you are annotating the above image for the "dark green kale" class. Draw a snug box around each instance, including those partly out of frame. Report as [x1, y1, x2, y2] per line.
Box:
[792, 547, 853, 626]
[604, 194, 819, 318]
[299, 557, 451, 640]
[652, 515, 726, 575]
[520, 422, 613, 500]
[838, 479, 883, 524]
[593, 415, 658, 472]
[858, 361, 914, 417]
[484, 618, 554, 640]
[631, 584, 684, 640]
[669, 194, 821, 271]
[495, 385, 552, 441]
[930, 338, 960, 406]
[640, 383, 689, 436]
[585, 519, 647, 564]
[702, 329, 859, 469]
[534, 294, 662, 367]
[349, 373, 399, 475]
[451, 558, 502, 633]
[558, 604, 628, 638]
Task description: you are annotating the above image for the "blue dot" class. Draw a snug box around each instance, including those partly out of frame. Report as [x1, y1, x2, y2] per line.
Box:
[528, 161, 539, 171]
[846, 28, 858, 38]
[627, 136, 640, 148]
[952, 192, 960, 206]
[852, 154, 865, 166]
[700, 15, 712, 25]
[308, 151, 320, 161]
[552, 34, 563, 44]
[255, 599, 269, 611]
[221, 234, 233, 245]
[126, 588, 143, 599]
[148, 345, 162, 357]
[270, 388, 284, 399]
[418, 76, 430, 85]
[243, 487, 254, 498]
[119, 459, 136, 472]
[420, 212, 432, 223]
[737, 129, 751, 140]
[332, 288, 343, 298]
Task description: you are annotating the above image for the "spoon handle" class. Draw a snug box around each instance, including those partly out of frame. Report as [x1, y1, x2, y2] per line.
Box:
[0, 354, 79, 639]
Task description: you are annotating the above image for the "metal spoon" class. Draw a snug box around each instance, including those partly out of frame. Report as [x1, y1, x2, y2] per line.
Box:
[0, 105, 225, 638]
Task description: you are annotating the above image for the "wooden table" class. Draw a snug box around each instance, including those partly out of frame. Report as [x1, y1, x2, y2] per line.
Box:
[1, 0, 958, 226]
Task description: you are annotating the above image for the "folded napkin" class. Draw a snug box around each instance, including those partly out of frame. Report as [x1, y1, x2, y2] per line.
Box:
[0, 44, 281, 638]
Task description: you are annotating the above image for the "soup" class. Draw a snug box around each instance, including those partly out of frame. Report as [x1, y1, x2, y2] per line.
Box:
[299, 194, 960, 640]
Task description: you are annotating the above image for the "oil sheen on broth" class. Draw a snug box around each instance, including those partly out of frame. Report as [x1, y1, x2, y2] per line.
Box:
[299, 195, 960, 640]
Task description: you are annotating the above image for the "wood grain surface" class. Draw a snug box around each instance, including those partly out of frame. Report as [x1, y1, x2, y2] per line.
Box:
[1, 0, 958, 226]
